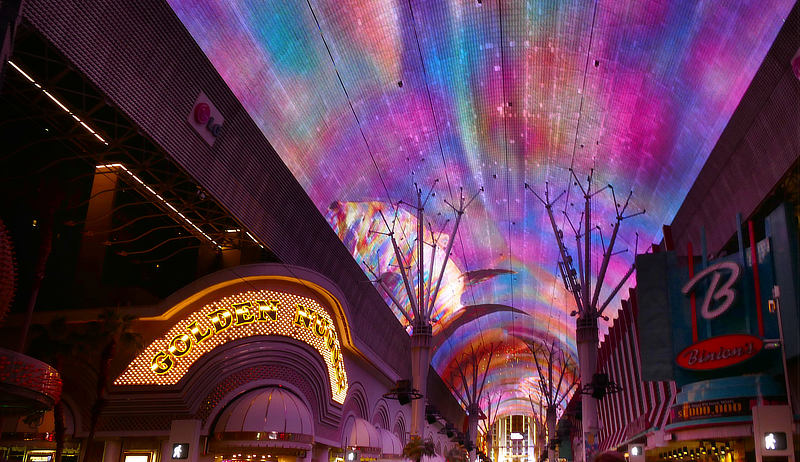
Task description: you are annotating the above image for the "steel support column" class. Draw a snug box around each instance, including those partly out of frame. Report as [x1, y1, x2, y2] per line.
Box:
[411, 325, 432, 436]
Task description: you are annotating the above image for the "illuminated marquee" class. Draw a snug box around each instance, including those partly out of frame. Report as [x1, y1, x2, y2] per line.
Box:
[115, 290, 348, 403]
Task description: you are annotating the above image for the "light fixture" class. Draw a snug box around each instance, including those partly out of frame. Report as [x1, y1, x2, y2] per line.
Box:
[95, 163, 221, 249]
[245, 231, 264, 248]
[7, 60, 108, 145]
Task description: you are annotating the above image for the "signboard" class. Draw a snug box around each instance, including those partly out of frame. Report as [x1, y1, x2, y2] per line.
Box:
[115, 289, 349, 404]
[675, 334, 763, 370]
[123, 455, 150, 462]
[635, 237, 781, 386]
[27, 454, 53, 462]
[627, 445, 644, 462]
[188, 92, 224, 146]
[670, 397, 752, 424]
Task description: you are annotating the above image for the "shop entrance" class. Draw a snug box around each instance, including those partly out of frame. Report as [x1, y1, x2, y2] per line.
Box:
[209, 388, 314, 462]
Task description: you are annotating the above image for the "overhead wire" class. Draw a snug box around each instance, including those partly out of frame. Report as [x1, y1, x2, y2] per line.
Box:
[304, 0, 395, 215]
[552, 0, 600, 349]
[303, 0, 429, 319]
[495, 0, 521, 399]
[406, 0, 490, 370]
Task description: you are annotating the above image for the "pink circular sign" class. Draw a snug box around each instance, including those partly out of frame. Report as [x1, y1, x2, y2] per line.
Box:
[194, 102, 211, 124]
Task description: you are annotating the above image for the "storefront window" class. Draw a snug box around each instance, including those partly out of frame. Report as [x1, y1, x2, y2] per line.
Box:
[123, 452, 152, 462]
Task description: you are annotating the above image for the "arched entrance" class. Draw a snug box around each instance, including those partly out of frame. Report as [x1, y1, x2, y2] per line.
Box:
[209, 387, 314, 462]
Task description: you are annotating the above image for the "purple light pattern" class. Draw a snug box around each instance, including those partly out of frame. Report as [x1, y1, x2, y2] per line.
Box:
[166, 0, 792, 416]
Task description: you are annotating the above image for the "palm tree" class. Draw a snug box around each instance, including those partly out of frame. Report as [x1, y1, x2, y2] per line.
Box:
[28, 318, 79, 462]
[81, 309, 141, 462]
[403, 435, 436, 462]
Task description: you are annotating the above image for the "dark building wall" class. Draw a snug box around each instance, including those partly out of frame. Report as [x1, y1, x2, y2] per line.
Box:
[19, 0, 413, 377]
[669, 2, 800, 253]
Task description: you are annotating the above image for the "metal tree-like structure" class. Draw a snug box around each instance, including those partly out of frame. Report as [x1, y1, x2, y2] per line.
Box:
[526, 169, 642, 461]
[478, 392, 503, 462]
[527, 340, 578, 462]
[368, 183, 480, 436]
[448, 344, 497, 462]
[529, 396, 547, 462]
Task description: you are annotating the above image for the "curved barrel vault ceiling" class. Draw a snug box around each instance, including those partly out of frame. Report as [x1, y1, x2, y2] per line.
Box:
[167, 0, 793, 417]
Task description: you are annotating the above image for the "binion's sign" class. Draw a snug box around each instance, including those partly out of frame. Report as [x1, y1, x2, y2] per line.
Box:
[676, 260, 764, 370]
[676, 260, 766, 372]
[681, 261, 741, 320]
[636, 233, 781, 386]
[676, 334, 763, 370]
[115, 289, 349, 404]
[636, 209, 793, 388]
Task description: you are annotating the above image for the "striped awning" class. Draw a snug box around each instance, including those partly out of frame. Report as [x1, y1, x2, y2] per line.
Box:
[597, 289, 677, 452]
[599, 421, 628, 452]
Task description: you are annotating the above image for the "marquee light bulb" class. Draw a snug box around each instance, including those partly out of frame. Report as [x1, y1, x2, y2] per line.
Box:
[114, 289, 348, 403]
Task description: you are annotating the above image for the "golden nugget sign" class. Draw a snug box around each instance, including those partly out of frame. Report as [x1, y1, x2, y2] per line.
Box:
[114, 290, 348, 403]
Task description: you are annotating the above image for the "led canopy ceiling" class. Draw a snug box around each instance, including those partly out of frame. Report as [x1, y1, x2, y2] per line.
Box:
[167, 0, 793, 417]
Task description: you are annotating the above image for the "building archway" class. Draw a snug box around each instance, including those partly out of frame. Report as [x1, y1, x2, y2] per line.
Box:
[209, 386, 315, 462]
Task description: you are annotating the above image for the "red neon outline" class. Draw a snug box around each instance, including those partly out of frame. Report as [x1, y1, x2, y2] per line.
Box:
[748, 221, 765, 337]
[687, 241, 698, 342]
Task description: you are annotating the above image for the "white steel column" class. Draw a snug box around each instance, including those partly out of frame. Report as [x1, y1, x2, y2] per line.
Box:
[411, 325, 432, 436]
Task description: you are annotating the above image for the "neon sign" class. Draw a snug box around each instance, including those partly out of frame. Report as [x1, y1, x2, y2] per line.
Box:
[681, 261, 741, 320]
[115, 289, 348, 403]
[676, 334, 763, 370]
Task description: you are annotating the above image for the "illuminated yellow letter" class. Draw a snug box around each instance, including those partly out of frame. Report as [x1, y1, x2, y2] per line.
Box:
[326, 327, 336, 350]
[208, 308, 234, 333]
[294, 305, 312, 329]
[256, 299, 279, 322]
[168, 334, 192, 357]
[233, 302, 255, 325]
[313, 316, 328, 338]
[150, 351, 174, 374]
[336, 361, 347, 391]
[187, 321, 211, 344]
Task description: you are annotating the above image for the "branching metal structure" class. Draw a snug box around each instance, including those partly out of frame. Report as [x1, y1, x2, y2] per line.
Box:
[525, 168, 643, 460]
[478, 392, 503, 461]
[529, 396, 547, 462]
[366, 184, 480, 436]
[448, 344, 497, 461]
[527, 340, 578, 462]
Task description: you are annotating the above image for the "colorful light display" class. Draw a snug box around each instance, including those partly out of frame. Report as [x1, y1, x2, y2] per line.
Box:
[167, 0, 792, 415]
